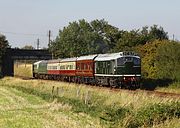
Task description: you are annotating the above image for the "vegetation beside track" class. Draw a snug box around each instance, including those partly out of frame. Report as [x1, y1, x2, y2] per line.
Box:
[0, 77, 179, 128]
[14, 63, 32, 77]
[155, 82, 180, 93]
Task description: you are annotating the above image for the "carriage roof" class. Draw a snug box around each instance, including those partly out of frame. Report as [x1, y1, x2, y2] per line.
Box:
[77, 54, 98, 61]
[48, 59, 61, 63]
[60, 57, 77, 62]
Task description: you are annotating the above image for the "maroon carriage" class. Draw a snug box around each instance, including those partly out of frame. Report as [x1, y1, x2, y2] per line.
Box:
[76, 55, 97, 83]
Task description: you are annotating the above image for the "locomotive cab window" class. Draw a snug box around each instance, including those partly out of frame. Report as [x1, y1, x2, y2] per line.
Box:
[133, 58, 140, 65]
[117, 57, 124, 66]
[125, 57, 133, 62]
[117, 57, 134, 66]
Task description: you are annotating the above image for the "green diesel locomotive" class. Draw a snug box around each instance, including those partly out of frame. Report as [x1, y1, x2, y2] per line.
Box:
[94, 52, 141, 88]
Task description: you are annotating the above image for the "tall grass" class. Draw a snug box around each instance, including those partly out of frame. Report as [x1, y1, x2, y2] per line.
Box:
[14, 63, 32, 77]
[1, 77, 179, 128]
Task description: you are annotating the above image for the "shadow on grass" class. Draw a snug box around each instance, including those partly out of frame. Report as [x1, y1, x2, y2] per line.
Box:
[141, 78, 173, 91]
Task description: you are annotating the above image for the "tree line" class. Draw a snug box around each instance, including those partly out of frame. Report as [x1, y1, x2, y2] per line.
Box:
[49, 19, 168, 58]
[49, 19, 179, 82]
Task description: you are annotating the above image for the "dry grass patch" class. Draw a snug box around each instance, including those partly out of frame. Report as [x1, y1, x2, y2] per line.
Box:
[14, 63, 32, 77]
[0, 78, 102, 128]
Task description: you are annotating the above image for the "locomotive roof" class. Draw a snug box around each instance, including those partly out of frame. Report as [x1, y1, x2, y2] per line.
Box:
[95, 52, 139, 61]
[95, 53, 121, 61]
[77, 54, 98, 61]
[40, 60, 48, 63]
[33, 61, 42, 65]
[60, 57, 77, 62]
[33, 60, 48, 65]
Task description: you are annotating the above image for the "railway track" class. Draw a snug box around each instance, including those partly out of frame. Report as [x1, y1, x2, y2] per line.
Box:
[89, 85, 180, 99]
[14, 75, 180, 98]
[145, 90, 180, 98]
[14, 75, 34, 80]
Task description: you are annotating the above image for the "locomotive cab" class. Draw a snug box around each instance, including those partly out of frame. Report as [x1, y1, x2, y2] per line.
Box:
[32, 61, 41, 78]
[95, 51, 141, 89]
[115, 52, 141, 88]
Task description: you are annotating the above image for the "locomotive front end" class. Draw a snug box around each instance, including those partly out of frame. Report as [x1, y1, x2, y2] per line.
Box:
[94, 51, 141, 89]
[115, 52, 141, 88]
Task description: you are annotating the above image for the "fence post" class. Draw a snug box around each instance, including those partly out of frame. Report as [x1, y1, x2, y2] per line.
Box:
[52, 86, 55, 98]
[57, 87, 59, 96]
[85, 90, 90, 105]
[76, 87, 80, 97]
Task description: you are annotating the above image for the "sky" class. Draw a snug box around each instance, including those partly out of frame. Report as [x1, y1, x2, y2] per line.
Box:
[0, 0, 180, 48]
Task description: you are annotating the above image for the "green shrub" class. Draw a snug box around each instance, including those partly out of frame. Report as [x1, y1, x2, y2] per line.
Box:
[168, 82, 180, 89]
[156, 41, 180, 81]
[128, 102, 180, 127]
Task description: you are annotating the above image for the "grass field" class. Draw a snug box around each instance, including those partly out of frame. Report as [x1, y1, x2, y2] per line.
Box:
[14, 63, 33, 77]
[0, 77, 179, 128]
[0, 78, 101, 128]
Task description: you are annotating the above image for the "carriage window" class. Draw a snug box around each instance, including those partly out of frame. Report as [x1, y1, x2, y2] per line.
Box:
[81, 63, 84, 70]
[87, 63, 90, 70]
[90, 63, 93, 70]
[70, 65, 73, 69]
[66, 65, 71, 70]
[60, 65, 65, 69]
[77, 64, 80, 70]
[84, 64, 87, 70]
[77, 65, 79, 70]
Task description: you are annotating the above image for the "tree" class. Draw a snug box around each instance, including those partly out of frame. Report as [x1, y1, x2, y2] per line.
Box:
[50, 19, 170, 58]
[112, 25, 169, 52]
[0, 34, 9, 77]
[135, 40, 168, 79]
[155, 41, 180, 81]
[135, 39, 180, 81]
[113, 30, 140, 51]
[50, 20, 97, 58]
[149, 25, 168, 40]
[50, 19, 119, 58]
[0, 34, 9, 60]
[90, 19, 120, 51]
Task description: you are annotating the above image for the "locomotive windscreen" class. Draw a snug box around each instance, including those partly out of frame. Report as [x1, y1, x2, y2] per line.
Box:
[133, 57, 140, 65]
[117, 57, 140, 66]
